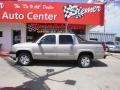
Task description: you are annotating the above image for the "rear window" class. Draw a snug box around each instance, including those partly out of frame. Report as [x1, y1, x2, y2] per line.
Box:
[75, 35, 86, 43]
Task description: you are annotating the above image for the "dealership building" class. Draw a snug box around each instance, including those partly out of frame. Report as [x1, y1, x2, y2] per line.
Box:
[0, 1, 104, 51]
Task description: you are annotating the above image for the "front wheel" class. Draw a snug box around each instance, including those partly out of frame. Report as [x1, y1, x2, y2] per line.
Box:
[18, 53, 32, 66]
[78, 55, 92, 68]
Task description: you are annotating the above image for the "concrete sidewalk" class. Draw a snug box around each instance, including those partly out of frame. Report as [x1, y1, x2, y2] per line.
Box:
[0, 57, 50, 90]
[0, 57, 100, 90]
[45, 68, 100, 90]
[1, 55, 120, 90]
[0, 57, 30, 88]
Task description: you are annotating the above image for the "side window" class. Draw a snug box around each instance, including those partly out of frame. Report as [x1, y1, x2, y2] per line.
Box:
[59, 35, 73, 44]
[40, 35, 56, 44]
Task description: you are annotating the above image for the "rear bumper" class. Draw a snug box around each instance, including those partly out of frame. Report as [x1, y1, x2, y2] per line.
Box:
[9, 51, 16, 60]
[94, 51, 107, 60]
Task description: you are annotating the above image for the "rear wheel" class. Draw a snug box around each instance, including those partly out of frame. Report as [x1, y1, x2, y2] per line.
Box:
[78, 55, 92, 68]
[18, 53, 32, 66]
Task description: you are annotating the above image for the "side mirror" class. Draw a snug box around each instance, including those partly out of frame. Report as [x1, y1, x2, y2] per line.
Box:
[38, 42, 42, 45]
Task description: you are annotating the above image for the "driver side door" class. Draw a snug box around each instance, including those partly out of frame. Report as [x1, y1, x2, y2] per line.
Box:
[37, 35, 57, 60]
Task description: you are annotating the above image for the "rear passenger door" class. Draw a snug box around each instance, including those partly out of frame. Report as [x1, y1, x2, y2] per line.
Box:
[56, 35, 75, 60]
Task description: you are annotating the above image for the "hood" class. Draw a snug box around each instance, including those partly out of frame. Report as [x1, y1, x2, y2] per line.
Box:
[13, 42, 37, 47]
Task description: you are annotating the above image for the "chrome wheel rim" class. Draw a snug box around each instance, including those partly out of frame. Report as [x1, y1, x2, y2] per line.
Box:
[81, 56, 90, 67]
[19, 55, 30, 65]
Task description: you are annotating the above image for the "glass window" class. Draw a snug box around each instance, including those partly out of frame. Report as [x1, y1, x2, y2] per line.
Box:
[59, 35, 73, 44]
[75, 35, 86, 43]
[0, 31, 3, 37]
[116, 41, 120, 45]
[40, 35, 56, 44]
[106, 41, 115, 45]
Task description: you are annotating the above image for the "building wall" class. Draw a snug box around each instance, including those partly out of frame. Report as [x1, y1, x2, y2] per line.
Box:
[0, 23, 26, 51]
[85, 26, 116, 42]
[88, 32, 116, 42]
[85, 26, 97, 40]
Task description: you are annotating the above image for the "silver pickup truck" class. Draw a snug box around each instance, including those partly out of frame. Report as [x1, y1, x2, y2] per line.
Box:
[10, 33, 106, 68]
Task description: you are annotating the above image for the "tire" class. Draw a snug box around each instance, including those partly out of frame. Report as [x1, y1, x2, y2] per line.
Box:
[78, 55, 92, 68]
[14, 57, 19, 65]
[18, 53, 32, 66]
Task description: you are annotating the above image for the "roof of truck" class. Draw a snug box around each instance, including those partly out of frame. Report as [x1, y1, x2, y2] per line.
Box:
[44, 33, 75, 35]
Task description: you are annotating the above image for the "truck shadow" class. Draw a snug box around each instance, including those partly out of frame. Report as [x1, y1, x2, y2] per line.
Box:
[92, 60, 108, 67]
[5, 57, 108, 68]
[1, 57, 108, 90]
[32, 60, 77, 67]
[30, 59, 107, 67]
[2, 57, 76, 90]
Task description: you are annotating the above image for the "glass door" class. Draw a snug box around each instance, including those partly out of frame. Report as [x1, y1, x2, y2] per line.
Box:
[12, 30, 21, 44]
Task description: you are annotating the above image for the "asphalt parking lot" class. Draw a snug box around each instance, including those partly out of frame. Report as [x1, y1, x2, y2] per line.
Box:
[0, 53, 120, 90]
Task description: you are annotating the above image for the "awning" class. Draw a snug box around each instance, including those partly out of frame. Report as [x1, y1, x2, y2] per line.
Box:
[0, 1, 104, 25]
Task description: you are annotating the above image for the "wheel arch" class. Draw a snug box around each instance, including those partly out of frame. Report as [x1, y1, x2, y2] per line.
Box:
[78, 51, 94, 60]
[16, 50, 33, 59]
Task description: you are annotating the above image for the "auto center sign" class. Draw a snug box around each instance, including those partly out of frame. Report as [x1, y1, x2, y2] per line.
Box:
[0, 1, 104, 25]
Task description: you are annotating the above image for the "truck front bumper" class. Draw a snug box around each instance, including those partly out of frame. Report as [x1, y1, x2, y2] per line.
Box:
[9, 51, 16, 60]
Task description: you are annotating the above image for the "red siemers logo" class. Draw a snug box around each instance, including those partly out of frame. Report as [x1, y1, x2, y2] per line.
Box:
[64, 4, 101, 20]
